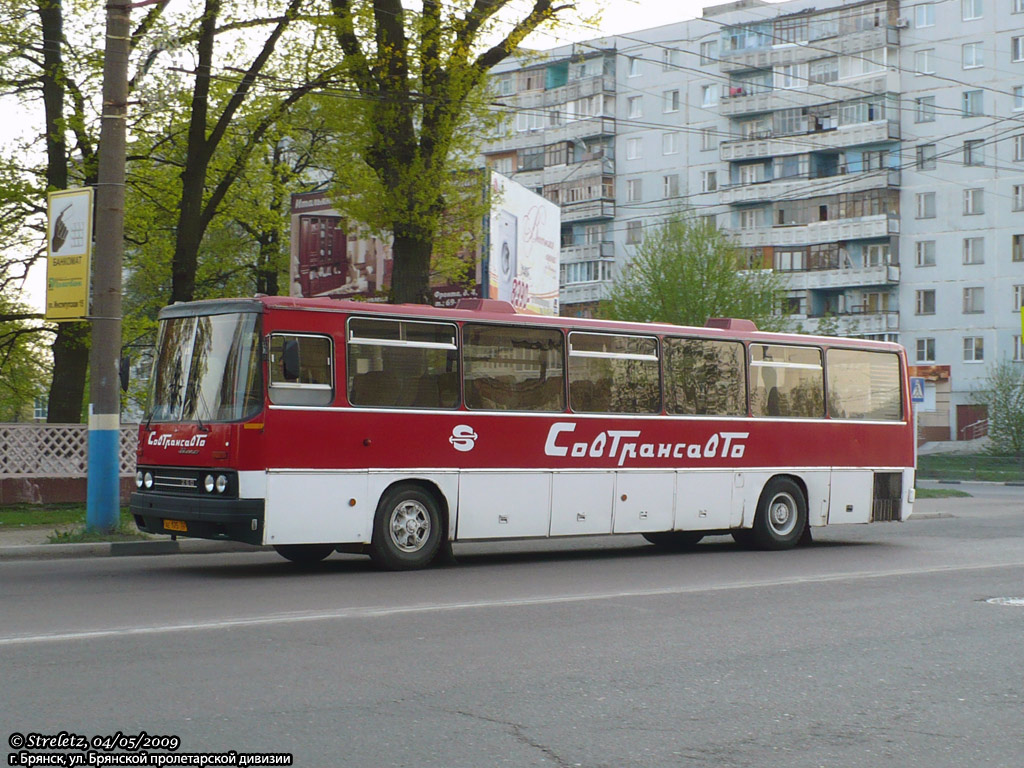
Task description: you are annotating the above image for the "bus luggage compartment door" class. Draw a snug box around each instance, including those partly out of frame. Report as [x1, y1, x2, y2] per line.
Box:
[265, 470, 370, 545]
[456, 472, 551, 540]
[612, 472, 674, 533]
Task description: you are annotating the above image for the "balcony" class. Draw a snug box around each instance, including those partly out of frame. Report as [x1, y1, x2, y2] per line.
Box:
[795, 310, 900, 336]
[719, 72, 899, 116]
[543, 75, 615, 107]
[720, 168, 900, 204]
[559, 198, 615, 223]
[730, 214, 899, 248]
[560, 241, 615, 263]
[542, 154, 614, 187]
[783, 264, 900, 291]
[560, 279, 611, 306]
[719, 26, 898, 72]
[720, 121, 900, 161]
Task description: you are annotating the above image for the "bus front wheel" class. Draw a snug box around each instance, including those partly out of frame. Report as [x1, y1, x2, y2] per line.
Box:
[370, 485, 443, 570]
[750, 477, 807, 550]
[274, 543, 335, 564]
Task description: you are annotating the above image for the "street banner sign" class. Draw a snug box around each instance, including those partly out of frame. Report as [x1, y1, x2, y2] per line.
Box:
[910, 376, 925, 404]
[45, 187, 94, 321]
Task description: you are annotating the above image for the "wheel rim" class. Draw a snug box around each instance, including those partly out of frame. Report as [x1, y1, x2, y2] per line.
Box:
[388, 499, 431, 553]
[767, 492, 798, 537]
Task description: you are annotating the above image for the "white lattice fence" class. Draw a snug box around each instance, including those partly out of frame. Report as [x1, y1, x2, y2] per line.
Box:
[0, 424, 138, 477]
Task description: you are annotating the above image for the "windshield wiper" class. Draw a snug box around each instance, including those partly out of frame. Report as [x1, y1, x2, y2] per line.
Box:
[193, 386, 212, 433]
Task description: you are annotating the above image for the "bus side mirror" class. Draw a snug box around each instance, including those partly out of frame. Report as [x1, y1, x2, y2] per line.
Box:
[119, 356, 130, 392]
[282, 339, 300, 382]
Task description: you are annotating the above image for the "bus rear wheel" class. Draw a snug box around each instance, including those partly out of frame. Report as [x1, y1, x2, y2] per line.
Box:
[274, 543, 335, 564]
[750, 477, 807, 550]
[370, 485, 443, 571]
[643, 531, 704, 550]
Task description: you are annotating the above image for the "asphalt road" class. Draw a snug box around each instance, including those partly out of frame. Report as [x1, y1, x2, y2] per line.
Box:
[2, 485, 1023, 767]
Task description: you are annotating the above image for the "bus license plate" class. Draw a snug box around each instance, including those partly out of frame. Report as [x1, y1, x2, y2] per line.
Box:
[164, 519, 188, 533]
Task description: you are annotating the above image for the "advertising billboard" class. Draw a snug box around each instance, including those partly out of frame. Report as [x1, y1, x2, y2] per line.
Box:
[45, 187, 94, 321]
[487, 172, 560, 316]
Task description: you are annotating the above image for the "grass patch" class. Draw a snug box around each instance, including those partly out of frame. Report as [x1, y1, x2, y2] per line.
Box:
[915, 487, 972, 499]
[47, 513, 150, 544]
[917, 454, 1024, 482]
[0, 503, 88, 528]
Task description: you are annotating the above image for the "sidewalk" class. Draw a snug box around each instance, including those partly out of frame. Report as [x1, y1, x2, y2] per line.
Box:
[0, 524, 265, 560]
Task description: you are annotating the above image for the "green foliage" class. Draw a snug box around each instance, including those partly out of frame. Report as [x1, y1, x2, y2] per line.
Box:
[602, 211, 789, 332]
[974, 360, 1024, 457]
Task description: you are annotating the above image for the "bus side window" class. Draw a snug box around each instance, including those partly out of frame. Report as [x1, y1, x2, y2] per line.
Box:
[826, 348, 902, 420]
[749, 344, 823, 418]
[463, 324, 565, 412]
[568, 332, 660, 414]
[347, 317, 459, 409]
[268, 334, 334, 406]
[664, 337, 746, 416]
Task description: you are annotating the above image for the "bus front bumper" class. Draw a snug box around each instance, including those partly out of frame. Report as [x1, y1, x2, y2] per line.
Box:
[130, 492, 265, 546]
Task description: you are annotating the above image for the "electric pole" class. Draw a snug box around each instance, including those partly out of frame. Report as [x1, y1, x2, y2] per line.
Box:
[86, 0, 130, 531]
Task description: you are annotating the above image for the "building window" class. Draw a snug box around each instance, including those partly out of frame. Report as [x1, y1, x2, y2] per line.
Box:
[626, 178, 642, 202]
[738, 208, 759, 230]
[916, 240, 936, 266]
[663, 174, 680, 198]
[915, 96, 936, 122]
[963, 286, 985, 312]
[663, 90, 680, 113]
[33, 396, 48, 421]
[700, 41, 717, 66]
[1014, 284, 1024, 312]
[626, 137, 642, 160]
[962, 89, 983, 116]
[701, 84, 718, 107]
[1015, 87, 1024, 111]
[962, 0, 983, 19]
[1015, 336, 1024, 362]
[628, 96, 643, 118]
[626, 220, 643, 244]
[962, 42, 984, 68]
[865, 243, 891, 267]
[662, 131, 678, 155]
[775, 64, 803, 89]
[1015, 136, 1024, 160]
[701, 127, 715, 151]
[916, 289, 936, 315]
[917, 144, 937, 170]
[628, 56, 640, 77]
[916, 49, 935, 74]
[1016, 0, 1024, 13]
[1015, 187, 1024, 212]
[963, 336, 984, 362]
[701, 170, 718, 192]
[963, 237, 985, 263]
[916, 338, 936, 363]
[1013, 36, 1024, 62]
[916, 192, 936, 218]
[964, 188, 984, 214]
[915, 3, 935, 26]
[662, 48, 680, 71]
[1014, 233, 1024, 260]
[964, 139, 984, 165]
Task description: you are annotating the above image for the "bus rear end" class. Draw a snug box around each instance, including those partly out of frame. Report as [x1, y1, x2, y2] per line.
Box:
[130, 300, 266, 544]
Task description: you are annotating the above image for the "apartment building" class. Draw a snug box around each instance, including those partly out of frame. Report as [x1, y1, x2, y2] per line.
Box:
[482, 0, 1024, 440]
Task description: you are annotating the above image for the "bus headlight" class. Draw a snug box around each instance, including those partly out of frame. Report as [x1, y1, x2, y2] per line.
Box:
[204, 474, 215, 493]
[215, 475, 228, 494]
[143, 472, 153, 489]
[135, 471, 143, 489]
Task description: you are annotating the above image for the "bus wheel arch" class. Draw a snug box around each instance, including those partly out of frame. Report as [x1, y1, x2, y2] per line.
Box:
[369, 480, 447, 570]
[748, 474, 808, 550]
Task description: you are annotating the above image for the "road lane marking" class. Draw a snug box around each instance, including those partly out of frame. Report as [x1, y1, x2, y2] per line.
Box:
[2, 559, 1023, 647]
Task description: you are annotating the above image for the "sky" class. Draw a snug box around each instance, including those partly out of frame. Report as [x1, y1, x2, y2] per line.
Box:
[13, 0, 728, 313]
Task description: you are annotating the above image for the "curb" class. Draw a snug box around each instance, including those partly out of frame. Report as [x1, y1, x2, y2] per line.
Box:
[0, 539, 269, 561]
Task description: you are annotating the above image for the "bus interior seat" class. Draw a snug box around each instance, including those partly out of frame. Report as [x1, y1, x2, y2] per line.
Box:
[350, 370, 401, 407]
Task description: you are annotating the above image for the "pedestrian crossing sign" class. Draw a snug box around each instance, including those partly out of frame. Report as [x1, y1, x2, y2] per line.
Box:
[910, 376, 925, 403]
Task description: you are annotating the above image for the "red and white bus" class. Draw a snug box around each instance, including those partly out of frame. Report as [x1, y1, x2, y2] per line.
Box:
[131, 296, 915, 569]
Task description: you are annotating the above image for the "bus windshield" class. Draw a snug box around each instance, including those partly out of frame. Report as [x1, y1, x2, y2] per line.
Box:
[148, 312, 263, 423]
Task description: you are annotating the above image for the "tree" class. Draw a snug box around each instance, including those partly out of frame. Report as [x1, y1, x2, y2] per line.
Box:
[975, 361, 1024, 458]
[325, 0, 577, 303]
[602, 211, 789, 331]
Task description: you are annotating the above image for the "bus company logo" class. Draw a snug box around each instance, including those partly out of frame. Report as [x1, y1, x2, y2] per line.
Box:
[146, 432, 209, 451]
[449, 425, 478, 452]
[543, 422, 749, 467]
